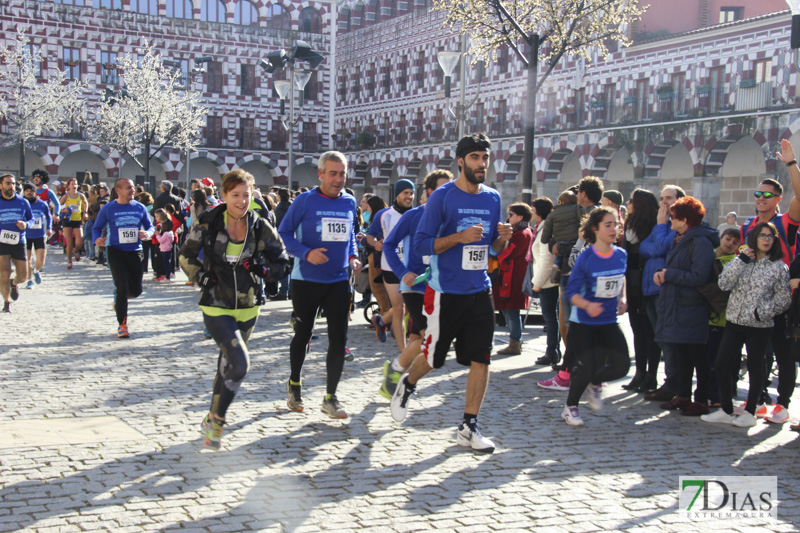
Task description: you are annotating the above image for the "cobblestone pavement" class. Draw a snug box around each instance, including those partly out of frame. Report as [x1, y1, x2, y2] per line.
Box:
[2, 250, 800, 532]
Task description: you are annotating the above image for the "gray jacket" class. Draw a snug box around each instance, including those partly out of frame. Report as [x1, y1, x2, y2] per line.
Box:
[718, 255, 791, 328]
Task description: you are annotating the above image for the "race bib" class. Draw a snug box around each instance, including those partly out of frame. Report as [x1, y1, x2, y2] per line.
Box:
[226, 254, 239, 264]
[595, 274, 624, 298]
[32, 217, 43, 229]
[321, 217, 350, 242]
[0, 229, 20, 245]
[118, 227, 139, 244]
[462, 245, 488, 270]
[397, 242, 404, 262]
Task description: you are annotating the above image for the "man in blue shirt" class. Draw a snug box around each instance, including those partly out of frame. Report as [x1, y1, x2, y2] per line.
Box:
[278, 151, 362, 419]
[389, 133, 512, 454]
[93, 178, 153, 338]
[22, 183, 52, 289]
[0, 174, 33, 312]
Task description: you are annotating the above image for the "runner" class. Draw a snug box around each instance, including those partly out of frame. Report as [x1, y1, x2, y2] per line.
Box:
[31, 169, 60, 225]
[278, 151, 362, 419]
[92, 178, 153, 338]
[22, 183, 52, 289]
[560, 207, 630, 426]
[179, 169, 289, 450]
[0, 174, 33, 313]
[389, 133, 512, 454]
[59, 177, 88, 269]
[366, 179, 416, 351]
[379, 169, 452, 399]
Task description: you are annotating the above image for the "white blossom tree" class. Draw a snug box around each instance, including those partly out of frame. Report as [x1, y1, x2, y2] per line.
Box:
[433, 0, 647, 202]
[92, 43, 207, 193]
[0, 28, 87, 178]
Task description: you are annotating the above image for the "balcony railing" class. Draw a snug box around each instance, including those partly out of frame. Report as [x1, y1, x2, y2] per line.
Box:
[735, 81, 773, 112]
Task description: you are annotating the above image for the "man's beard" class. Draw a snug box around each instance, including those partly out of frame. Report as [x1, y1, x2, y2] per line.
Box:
[464, 165, 485, 185]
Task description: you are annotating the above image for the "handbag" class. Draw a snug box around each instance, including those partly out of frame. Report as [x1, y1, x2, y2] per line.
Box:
[522, 262, 534, 297]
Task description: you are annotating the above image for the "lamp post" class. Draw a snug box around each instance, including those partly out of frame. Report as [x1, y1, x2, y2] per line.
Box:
[437, 36, 484, 140]
[260, 41, 324, 191]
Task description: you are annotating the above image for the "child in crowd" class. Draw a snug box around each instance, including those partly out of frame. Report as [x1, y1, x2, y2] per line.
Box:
[154, 219, 174, 283]
[151, 209, 168, 280]
[543, 190, 581, 270]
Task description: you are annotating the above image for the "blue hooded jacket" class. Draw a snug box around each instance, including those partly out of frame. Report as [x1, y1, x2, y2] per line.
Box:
[639, 221, 675, 296]
[654, 222, 720, 345]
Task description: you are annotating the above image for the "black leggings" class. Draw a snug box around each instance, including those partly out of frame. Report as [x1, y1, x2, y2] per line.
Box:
[566, 321, 630, 406]
[770, 313, 797, 408]
[290, 279, 350, 395]
[107, 246, 143, 325]
[203, 312, 258, 419]
[715, 322, 772, 415]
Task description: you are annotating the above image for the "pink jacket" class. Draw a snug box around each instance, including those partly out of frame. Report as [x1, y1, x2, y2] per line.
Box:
[156, 231, 174, 252]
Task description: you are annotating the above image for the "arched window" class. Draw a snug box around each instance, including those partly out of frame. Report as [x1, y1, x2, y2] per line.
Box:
[166, 0, 192, 19]
[267, 3, 291, 31]
[234, 0, 258, 25]
[300, 7, 321, 33]
[130, 0, 157, 15]
[201, 0, 226, 23]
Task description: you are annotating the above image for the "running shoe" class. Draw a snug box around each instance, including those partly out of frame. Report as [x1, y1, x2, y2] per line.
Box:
[287, 381, 304, 412]
[2, 302, 9, 313]
[201, 413, 225, 450]
[371, 314, 387, 343]
[586, 384, 603, 411]
[561, 405, 584, 426]
[765, 404, 790, 424]
[25, 280, 34, 290]
[537, 374, 569, 391]
[456, 422, 495, 454]
[379, 360, 403, 400]
[731, 411, 758, 428]
[74, 252, 80, 262]
[185, 281, 195, 286]
[117, 319, 129, 339]
[66, 263, 72, 270]
[344, 346, 354, 362]
[321, 395, 347, 419]
[154, 275, 166, 282]
[390, 373, 415, 422]
[701, 409, 735, 424]
[9, 282, 18, 301]
[33, 271, 42, 284]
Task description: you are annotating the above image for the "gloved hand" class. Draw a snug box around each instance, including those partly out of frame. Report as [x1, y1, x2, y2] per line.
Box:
[197, 270, 217, 288]
[242, 257, 270, 279]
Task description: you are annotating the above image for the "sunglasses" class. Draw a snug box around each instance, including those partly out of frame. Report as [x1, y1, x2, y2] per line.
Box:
[757, 233, 776, 241]
[753, 191, 778, 199]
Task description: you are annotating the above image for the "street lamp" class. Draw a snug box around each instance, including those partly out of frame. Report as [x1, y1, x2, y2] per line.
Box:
[437, 36, 484, 140]
[260, 40, 324, 191]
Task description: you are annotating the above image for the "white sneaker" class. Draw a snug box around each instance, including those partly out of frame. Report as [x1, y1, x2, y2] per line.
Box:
[701, 409, 735, 424]
[765, 405, 790, 424]
[561, 405, 584, 426]
[586, 384, 603, 411]
[390, 373, 414, 422]
[733, 403, 767, 417]
[731, 411, 758, 428]
[456, 423, 495, 454]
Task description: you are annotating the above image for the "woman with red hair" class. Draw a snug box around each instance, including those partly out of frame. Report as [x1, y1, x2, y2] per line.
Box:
[652, 196, 720, 416]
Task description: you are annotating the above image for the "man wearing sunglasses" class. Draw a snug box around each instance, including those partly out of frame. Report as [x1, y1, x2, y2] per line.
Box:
[739, 138, 800, 425]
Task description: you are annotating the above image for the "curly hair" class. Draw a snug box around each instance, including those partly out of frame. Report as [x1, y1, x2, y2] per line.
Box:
[581, 206, 618, 244]
[578, 176, 604, 204]
[670, 196, 705, 228]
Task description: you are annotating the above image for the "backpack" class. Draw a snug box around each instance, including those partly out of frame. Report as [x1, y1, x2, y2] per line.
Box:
[695, 256, 729, 317]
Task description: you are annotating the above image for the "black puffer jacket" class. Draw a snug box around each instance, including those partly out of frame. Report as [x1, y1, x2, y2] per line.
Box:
[179, 204, 289, 309]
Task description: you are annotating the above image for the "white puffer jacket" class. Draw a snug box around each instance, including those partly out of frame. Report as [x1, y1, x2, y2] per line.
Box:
[531, 222, 558, 290]
[718, 254, 791, 328]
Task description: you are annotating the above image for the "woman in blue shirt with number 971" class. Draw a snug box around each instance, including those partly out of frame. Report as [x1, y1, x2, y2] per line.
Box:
[561, 206, 629, 427]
